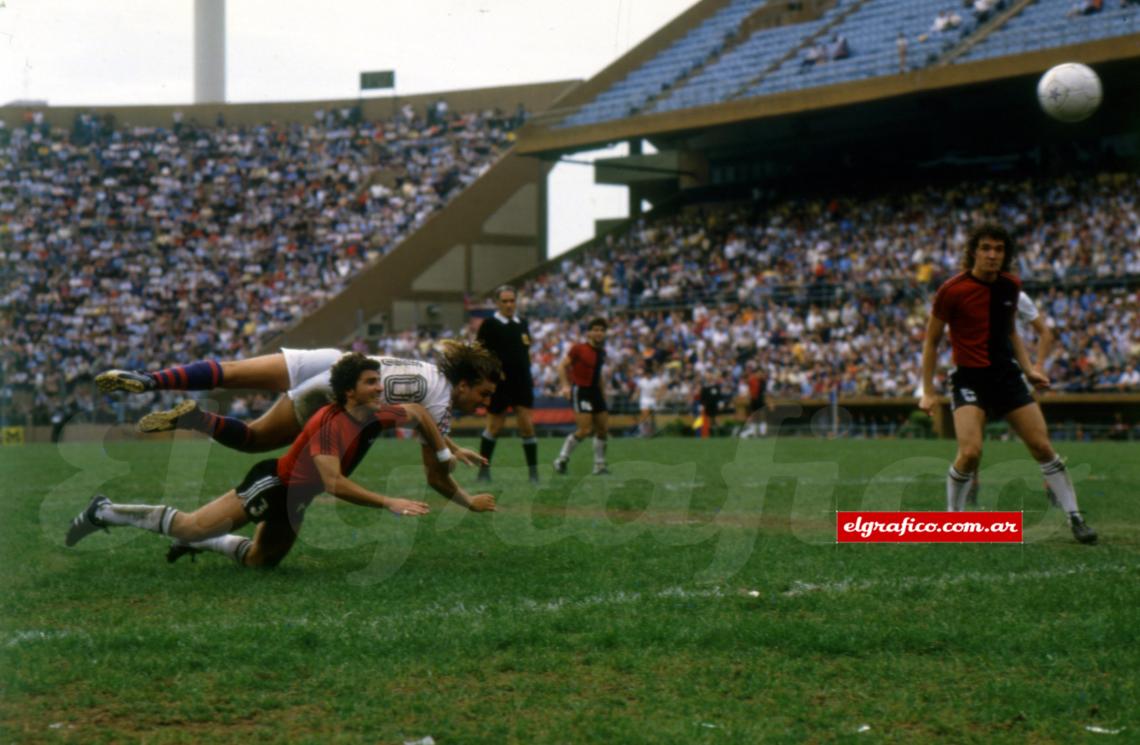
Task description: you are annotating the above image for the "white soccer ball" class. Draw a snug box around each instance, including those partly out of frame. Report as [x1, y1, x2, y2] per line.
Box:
[1037, 63, 1102, 123]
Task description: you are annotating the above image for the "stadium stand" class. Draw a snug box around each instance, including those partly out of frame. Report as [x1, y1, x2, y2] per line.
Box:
[1, 105, 522, 426]
[496, 173, 1140, 407]
[3, 6, 1137, 439]
[6, 148, 1137, 430]
[560, 0, 770, 126]
[418, 167, 1136, 412]
[557, 0, 1139, 125]
[959, 0, 1140, 62]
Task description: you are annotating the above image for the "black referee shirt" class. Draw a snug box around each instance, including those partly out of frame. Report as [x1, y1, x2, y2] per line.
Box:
[477, 314, 533, 382]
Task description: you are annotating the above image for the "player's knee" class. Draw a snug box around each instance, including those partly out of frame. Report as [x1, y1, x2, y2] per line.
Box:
[172, 517, 217, 544]
[957, 445, 982, 470]
[242, 545, 286, 569]
[245, 422, 287, 453]
[1027, 441, 1055, 462]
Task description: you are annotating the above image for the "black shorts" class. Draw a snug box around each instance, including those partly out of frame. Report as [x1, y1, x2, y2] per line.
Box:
[571, 385, 608, 414]
[235, 459, 292, 524]
[949, 365, 1035, 420]
[488, 373, 535, 414]
[749, 397, 766, 414]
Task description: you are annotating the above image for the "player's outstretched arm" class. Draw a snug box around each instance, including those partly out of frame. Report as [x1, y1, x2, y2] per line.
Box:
[557, 353, 573, 399]
[919, 314, 946, 415]
[313, 454, 430, 516]
[396, 403, 449, 454]
[445, 435, 487, 467]
[1029, 316, 1054, 374]
[421, 445, 496, 512]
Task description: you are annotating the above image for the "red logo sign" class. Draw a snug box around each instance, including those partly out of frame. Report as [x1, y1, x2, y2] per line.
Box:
[836, 512, 1023, 543]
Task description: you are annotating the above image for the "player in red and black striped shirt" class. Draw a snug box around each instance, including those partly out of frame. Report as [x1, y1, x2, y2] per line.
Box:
[65, 353, 499, 566]
[919, 224, 1096, 543]
[554, 317, 610, 475]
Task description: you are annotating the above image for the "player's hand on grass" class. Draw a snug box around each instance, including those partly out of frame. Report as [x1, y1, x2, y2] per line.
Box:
[452, 447, 487, 467]
[467, 493, 497, 512]
[918, 392, 937, 416]
[387, 498, 431, 517]
[1027, 368, 1051, 391]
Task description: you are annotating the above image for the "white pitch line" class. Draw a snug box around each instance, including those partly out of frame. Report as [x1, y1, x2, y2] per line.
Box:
[782, 563, 1139, 597]
[5, 565, 1136, 646]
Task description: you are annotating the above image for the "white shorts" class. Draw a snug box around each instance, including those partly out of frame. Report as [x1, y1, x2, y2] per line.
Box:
[282, 348, 343, 425]
[639, 399, 658, 412]
[281, 348, 343, 393]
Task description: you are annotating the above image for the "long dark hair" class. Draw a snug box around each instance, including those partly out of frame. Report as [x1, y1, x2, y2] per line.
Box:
[962, 223, 1017, 272]
[436, 340, 502, 386]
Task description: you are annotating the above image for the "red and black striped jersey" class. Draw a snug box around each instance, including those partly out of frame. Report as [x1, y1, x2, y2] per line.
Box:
[567, 342, 605, 388]
[275, 403, 409, 496]
[932, 271, 1022, 368]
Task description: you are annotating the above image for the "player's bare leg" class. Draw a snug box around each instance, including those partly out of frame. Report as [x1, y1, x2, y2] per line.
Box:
[243, 395, 305, 450]
[478, 412, 508, 482]
[485, 412, 507, 439]
[66, 489, 255, 565]
[1006, 403, 1096, 543]
[215, 355, 292, 391]
[97, 353, 291, 394]
[515, 406, 540, 483]
[966, 456, 982, 506]
[166, 490, 250, 543]
[947, 406, 986, 511]
[138, 392, 301, 453]
[168, 493, 309, 566]
[241, 513, 304, 568]
[554, 412, 595, 475]
[591, 412, 610, 475]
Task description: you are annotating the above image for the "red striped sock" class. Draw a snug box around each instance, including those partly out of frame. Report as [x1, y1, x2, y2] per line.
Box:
[149, 361, 224, 390]
[178, 408, 253, 451]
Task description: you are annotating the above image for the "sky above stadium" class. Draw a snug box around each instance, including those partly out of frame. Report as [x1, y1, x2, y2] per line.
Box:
[0, 0, 696, 105]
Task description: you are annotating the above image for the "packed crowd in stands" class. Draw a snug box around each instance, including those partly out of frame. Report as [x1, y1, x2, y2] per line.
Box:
[2, 106, 1137, 431]
[1, 103, 523, 426]
[360, 171, 1140, 425]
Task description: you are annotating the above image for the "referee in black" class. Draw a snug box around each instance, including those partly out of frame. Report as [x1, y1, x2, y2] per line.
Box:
[475, 285, 539, 483]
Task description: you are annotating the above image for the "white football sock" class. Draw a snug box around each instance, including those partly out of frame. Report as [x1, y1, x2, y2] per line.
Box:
[96, 502, 179, 535]
[558, 434, 581, 461]
[1040, 456, 1080, 513]
[946, 466, 973, 511]
[593, 437, 607, 466]
[181, 534, 252, 565]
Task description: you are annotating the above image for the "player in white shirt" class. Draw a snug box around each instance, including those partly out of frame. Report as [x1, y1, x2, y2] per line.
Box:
[1014, 291, 1053, 377]
[95, 342, 500, 468]
[633, 364, 667, 437]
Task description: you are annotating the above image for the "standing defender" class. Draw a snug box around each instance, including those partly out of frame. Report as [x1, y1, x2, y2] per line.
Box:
[554, 318, 610, 476]
[918, 224, 1095, 543]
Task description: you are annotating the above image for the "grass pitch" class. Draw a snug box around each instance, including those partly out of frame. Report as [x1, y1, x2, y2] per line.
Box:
[2, 433, 1137, 743]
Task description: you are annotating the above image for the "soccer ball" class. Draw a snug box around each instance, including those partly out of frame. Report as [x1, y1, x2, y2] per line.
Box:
[1037, 63, 1102, 123]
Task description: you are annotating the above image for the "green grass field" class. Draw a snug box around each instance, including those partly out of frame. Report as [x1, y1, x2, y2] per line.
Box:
[2, 434, 1137, 744]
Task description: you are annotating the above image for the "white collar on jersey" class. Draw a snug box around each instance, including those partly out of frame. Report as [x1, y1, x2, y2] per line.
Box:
[494, 312, 521, 324]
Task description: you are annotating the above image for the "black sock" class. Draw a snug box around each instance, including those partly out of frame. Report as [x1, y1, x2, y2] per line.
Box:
[184, 409, 254, 451]
[480, 430, 497, 467]
[523, 438, 538, 470]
